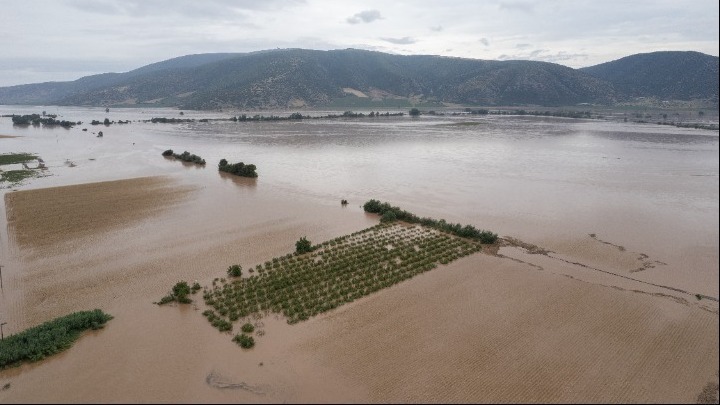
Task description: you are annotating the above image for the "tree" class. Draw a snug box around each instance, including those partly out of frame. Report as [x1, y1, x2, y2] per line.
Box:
[296, 237, 313, 254]
[409, 108, 421, 117]
[103, 118, 110, 126]
[227, 265, 242, 277]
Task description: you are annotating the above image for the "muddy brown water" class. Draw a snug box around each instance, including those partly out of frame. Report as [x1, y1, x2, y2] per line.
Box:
[0, 106, 717, 402]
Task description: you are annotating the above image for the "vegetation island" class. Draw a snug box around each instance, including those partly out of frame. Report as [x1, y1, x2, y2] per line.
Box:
[218, 159, 258, 178]
[0, 152, 44, 186]
[0, 310, 113, 369]
[158, 200, 497, 349]
[162, 149, 206, 165]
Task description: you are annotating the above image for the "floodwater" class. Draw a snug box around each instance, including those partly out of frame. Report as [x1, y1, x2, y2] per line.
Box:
[2, 106, 717, 295]
[0, 105, 718, 402]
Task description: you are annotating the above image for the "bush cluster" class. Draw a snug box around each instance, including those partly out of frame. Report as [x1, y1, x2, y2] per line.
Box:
[233, 333, 255, 348]
[363, 199, 498, 244]
[161, 149, 206, 165]
[157, 281, 196, 305]
[227, 265, 242, 277]
[218, 159, 258, 178]
[295, 237, 313, 254]
[11, 114, 76, 128]
[0, 310, 113, 369]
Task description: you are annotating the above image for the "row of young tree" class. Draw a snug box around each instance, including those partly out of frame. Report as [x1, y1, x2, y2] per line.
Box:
[363, 199, 498, 244]
[196, 223, 482, 332]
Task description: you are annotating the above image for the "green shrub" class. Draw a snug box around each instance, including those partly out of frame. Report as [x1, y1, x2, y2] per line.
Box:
[296, 237, 313, 254]
[162, 149, 174, 157]
[233, 333, 255, 349]
[241, 323, 255, 333]
[227, 265, 242, 277]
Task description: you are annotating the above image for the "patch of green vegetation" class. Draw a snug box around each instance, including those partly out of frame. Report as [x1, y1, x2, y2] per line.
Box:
[0, 169, 38, 185]
[241, 323, 255, 333]
[0, 153, 37, 166]
[227, 265, 243, 278]
[199, 223, 482, 332]
[156, 281, 194, 305]
[295, 236, 313, 254]
[233, 333, 255, 349]
[0, 310, 113, 369]
[218, 158, 258, 178]
[162, 150, 206, 165]
[363, 199, 498, 244]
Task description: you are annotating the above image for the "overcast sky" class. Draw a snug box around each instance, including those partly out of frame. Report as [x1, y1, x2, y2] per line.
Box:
[1, 0, 717, 87]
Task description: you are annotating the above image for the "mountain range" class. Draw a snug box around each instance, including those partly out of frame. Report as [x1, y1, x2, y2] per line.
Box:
[0, 49, 717, 109]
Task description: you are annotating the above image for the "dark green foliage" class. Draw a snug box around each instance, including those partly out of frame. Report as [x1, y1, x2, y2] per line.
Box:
[363, 199, 498, 244]
[11, 114, 74, 128]
[241, 323, 255, 333]
[195, 223, 482, 327]
[227, 265, 242, 277]
[162, 149, 174, 157]
[1, 170, 39, 184]
[0, 153, 38, 165]
[156, 281, 193, 305]
[219, 159, 258, 178]
[0, 310, 113, 369]
[296, 236, 313, 254]
[171, 151, 206, 165]
[233, 333, 255, 349]
[191, 282, 202, 293]
[380, 211, 397, 223]
[409, 108, 421, 117]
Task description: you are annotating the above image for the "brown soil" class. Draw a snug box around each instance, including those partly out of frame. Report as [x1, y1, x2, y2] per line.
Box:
[5, 176, 194, 251]
[0, 176, 717, 403]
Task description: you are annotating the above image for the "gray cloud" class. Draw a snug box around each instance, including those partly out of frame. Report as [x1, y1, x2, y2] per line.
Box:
[515, 43, 532, 49]
[479, 38, 490, 46]
[346, 10, 382, 24]
[430, 25, 443, 32]
[380, 37, 416, 45]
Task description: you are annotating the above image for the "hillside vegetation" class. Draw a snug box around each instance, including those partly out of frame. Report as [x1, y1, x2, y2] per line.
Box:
[0, 49, 716, 109]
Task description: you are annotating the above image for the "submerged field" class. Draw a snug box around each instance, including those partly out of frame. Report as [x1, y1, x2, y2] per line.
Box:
[198, 223, 482, 334]
[0, 108, 717, 403]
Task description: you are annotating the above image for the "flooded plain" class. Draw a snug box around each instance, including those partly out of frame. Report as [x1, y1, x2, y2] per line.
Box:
[0, 105, 718, 402]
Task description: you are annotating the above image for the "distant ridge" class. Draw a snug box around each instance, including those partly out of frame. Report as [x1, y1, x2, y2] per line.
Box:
[0, 49, 716, 109]
[580, 51, 719, 102]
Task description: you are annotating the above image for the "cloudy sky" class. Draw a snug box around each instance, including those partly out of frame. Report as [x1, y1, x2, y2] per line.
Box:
[1, 0, 717, 87]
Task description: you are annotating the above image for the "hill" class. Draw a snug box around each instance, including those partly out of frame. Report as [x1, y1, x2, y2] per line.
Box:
[580, 51, 719, 102]
[0, 49, 715, 109]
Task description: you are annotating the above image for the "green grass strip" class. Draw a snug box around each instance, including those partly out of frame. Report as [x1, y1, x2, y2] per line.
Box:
[0, 153, 37, 166]
[0, 309, 113, 369]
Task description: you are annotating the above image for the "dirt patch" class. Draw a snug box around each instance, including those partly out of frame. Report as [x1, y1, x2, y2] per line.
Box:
[5, 176, 194, 250]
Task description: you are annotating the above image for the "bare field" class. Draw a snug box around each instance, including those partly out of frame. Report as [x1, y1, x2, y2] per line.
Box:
[4, 176, 194, 251]
[292, 253, 719, 403]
